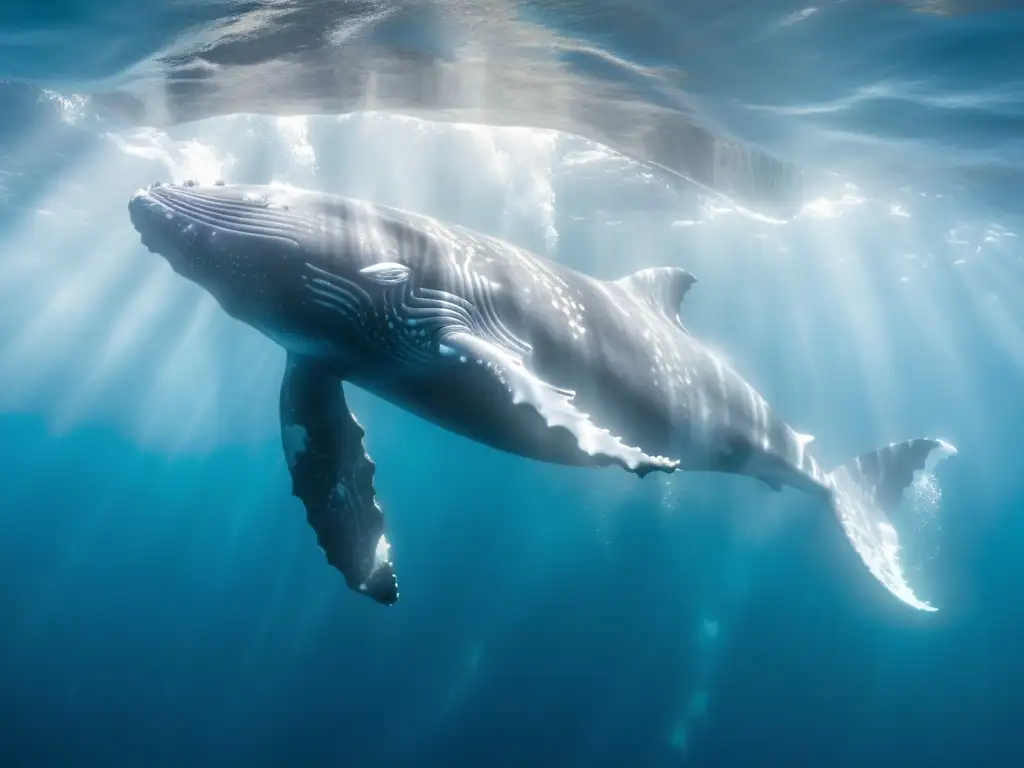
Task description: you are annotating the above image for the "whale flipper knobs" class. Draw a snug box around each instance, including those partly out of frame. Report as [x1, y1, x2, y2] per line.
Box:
[280, 355, 398, 605]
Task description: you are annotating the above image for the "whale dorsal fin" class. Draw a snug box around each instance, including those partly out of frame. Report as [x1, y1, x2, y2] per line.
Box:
[617, 267, 697, 331]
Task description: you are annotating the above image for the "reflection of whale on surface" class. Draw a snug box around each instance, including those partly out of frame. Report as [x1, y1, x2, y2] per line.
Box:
[128, 181, 956, 611]
[77, 0, 804, 218]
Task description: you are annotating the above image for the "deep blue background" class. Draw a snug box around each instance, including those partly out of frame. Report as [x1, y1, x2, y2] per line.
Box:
[2, 2, 1024, 766]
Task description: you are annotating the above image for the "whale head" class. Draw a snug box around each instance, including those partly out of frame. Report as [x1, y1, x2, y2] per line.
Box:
[128, 181, 418, 358]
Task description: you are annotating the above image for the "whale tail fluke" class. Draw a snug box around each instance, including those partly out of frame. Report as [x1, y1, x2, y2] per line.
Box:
[826, 438, 957, 612]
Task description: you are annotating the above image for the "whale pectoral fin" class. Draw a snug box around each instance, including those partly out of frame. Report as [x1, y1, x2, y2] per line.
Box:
[443, 331, 679, 478]
[279, 354, 398, 605]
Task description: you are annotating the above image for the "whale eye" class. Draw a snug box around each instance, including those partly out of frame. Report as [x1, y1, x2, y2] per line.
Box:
[360, 262, 411, 286]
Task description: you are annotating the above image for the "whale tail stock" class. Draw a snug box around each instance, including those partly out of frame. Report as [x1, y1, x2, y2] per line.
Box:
[824, 437, 957, 612]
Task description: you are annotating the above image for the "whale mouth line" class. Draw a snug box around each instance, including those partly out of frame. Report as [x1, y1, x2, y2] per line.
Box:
[134, 184, 306, 245]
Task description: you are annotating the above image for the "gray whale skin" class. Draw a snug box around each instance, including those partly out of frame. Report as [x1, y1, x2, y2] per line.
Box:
[128, 181, 957, 612]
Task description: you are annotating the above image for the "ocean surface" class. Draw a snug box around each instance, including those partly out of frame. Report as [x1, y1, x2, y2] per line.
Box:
[1, 1, 1023, 766]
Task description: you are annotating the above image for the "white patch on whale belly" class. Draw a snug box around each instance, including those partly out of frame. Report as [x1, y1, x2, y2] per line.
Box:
[282, 424, 309, 468]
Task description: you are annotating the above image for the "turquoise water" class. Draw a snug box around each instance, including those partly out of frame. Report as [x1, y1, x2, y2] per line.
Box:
[1, 2, 1023, 766]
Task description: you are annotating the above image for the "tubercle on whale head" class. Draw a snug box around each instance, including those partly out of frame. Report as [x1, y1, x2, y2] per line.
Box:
[127, 180, 312, 327]
[127, 181, 410, 359]
[130, 181, 426, 287]
[140, 178, 223, 192]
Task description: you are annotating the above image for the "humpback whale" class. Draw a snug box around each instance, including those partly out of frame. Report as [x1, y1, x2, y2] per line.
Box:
[128, 181, 956, 611]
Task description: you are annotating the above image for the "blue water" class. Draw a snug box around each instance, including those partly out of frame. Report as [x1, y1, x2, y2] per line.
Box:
[2, 2, 1024, 766]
